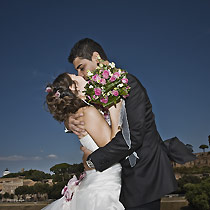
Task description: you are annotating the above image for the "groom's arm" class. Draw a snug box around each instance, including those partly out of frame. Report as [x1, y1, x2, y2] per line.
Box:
[88, 74, 149, 172]
[64, 111, 88, 138]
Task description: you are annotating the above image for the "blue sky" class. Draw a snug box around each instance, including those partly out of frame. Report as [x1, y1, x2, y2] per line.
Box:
[0, 0, 209, 175]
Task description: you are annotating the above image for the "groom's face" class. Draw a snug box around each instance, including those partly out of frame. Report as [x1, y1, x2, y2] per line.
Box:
[73, 54, 98, 80]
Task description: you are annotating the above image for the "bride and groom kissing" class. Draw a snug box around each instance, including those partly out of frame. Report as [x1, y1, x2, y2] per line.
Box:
[44, 38, 196, 210]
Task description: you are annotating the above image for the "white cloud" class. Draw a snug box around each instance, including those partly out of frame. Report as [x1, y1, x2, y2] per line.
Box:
[0, 155, 26, 161]
[0, 155, 42, 161]
[32, 156, 42, 161]
[47, 154, 58, 159]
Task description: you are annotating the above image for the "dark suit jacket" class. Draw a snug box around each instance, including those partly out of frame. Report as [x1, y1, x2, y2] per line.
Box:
[89, 74, 178, 208]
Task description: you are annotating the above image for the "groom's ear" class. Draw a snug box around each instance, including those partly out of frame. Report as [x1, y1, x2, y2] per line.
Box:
[91, 52, 100, 62]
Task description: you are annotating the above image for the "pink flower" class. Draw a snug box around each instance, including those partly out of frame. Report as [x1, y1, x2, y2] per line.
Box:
[93, 95, 96, 99]
[55, 90, 60, 98]
[110, 75, 116, 82]
[112, 90, 119, 96]
[92, 74, 100, 82]
[102, 70, 110, 79]
[113, 72, 120, 78]
[87, 95, 91, 100]
[94, 88, 102, 96]
[45, 87, 52, 93]
[100, 78, 106, 85]
[122, 78, 128, 84]
[123, 94, 129, 98]
[100, 97, 108, 104]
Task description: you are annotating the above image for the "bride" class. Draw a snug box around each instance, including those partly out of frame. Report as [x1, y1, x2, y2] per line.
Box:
[43, 72, 125, 210]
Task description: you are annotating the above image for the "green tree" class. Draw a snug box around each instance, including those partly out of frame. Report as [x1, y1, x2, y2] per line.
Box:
[176, 175, 201, 194]
[3, 172, 20, 178]
[199, 144, 209, 153]
[192, 194, 209, 210]
[24, 169, 51, 181]
[50, 163, 71, 174]
[184, 178, 210, 210]
[68, 163, 84, 178]
[3, 192, 10, 199]
[50, 163, 71, 182]
[15, 185, 32, 195]
[174, 166, 210, 175]
[33, 183, 50, 194]
[200, 178, 210, 198]
[4, 169, 51, 181]
[48, 182, 66, 199]
[50, 163, 83, 182]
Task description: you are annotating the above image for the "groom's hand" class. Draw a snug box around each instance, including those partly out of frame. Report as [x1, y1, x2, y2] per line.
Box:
[80, 146, 93, 171]
[64, 112, 87, 137]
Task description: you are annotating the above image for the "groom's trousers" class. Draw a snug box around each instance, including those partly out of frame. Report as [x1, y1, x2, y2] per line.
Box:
[125, 199, 160, 210]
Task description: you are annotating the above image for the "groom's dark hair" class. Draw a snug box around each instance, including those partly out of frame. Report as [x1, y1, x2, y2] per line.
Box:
[68, 38, 108, 63]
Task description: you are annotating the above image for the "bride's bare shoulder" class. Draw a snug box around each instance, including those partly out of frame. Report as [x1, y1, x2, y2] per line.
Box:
[83, 106, 100, 117]
[76, 106, 99, 119]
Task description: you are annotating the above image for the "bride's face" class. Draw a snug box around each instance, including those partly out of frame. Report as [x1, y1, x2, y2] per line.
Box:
[68, 74, 87, 97]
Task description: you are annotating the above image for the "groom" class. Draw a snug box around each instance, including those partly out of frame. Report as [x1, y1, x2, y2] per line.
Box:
[66, 38, 178, 210]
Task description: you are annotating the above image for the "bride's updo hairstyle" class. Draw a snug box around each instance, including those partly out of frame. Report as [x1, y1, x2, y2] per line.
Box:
[45, 73, 86, 122]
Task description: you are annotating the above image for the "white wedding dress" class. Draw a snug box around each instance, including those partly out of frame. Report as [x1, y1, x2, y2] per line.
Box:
[42, 134, 124, 210]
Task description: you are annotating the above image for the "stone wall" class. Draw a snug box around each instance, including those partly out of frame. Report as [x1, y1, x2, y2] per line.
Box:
[0, 178, 35, 194]
[173, 152, 210, 168]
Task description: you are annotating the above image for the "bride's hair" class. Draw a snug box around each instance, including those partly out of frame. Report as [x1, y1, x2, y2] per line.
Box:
[45, 73, 86, 122]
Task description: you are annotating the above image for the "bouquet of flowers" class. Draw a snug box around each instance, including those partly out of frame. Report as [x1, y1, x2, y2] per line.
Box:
[84, 58, 130, 108]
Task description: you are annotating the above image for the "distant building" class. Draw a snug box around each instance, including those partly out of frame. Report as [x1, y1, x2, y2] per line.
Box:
[3, 168, 10, 177]
[0, 177, 36, 195]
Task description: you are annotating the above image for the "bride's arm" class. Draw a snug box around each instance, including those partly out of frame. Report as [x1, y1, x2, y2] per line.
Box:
[82, 103, 121, 147]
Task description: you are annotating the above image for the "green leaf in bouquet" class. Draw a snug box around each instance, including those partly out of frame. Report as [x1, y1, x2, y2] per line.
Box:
[103, 95, 121, 108]
[105, 80, 122, 93]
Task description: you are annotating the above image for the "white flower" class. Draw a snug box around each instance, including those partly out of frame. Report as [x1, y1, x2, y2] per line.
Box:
[89, 85, 93, 88]
[87, 71, 93, 77]
[109, 62, 115, 68]
[117, 84, 124, 88]
[99, 63, 103, 68]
